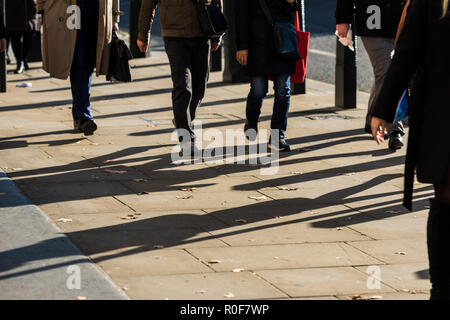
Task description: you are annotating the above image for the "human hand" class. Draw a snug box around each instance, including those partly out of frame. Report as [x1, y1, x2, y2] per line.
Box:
[0, 38, 6, 53]
[336, 23, 350, 38]
[137, 40, 149, 53]
[236, 49, 248, 66]
[371, 116, 388, 144]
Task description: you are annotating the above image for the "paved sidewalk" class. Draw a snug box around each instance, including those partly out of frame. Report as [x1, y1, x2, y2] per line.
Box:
[0, 56, 431, 300]
[0, 170, 127, 299]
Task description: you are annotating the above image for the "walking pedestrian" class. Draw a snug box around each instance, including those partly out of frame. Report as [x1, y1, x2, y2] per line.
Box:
[236, 0, 299, 152]
[137, 0, 223, 153]
[371, 0, 450, 299]
[37, 0, 121, 136]
[335, 0, 406, 150]
[5, 0, 39, 74]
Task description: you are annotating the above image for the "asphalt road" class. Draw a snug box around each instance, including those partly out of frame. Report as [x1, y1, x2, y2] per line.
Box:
[121, 0, 374, 93]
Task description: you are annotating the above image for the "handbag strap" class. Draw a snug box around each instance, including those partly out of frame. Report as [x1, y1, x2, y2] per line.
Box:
[257, 0, 275, 26]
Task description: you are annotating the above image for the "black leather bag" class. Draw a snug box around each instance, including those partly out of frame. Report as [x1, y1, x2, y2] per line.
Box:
[193, 0, 228, 38]
[107, 31, 133, 83]
[257, 0, 300, 60]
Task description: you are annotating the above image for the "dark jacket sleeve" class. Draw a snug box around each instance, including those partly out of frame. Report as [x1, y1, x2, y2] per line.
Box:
[235, 0, 249, 51]
[372, 0, 428, 122]
[0, 14, 6, 39]
[335, 0, 354, 24]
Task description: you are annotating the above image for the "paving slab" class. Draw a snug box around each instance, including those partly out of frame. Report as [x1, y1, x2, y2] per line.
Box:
[355, 263, 431, 292]
[187, 243, 382, 272]
[349, 239, 428, 264]
[112, 271, 288, 300]
[256, 267, 395, 297]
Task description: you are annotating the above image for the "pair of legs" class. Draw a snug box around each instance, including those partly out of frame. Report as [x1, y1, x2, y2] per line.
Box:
[246, 74, 291, 140]
[428, 165, 450, 299]
[9, 31, 33, 73]
[69, 0, 98, 134]
[360, 37, 405, 136]
[164, 37, 211, 141]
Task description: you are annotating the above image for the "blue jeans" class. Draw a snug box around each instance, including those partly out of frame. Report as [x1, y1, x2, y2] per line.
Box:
[70, 0, 98, 123]
[246, 74, 291, 139]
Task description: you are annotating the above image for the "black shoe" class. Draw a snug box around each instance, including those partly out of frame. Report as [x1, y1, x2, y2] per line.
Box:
[6, 55, 11, 65]
[80, 119, 97, 136]
[427, 199, 450, 300]
[244, 120, 258, 141]
[364, 124, 371, 134]
[24, 61, 30, 71]
[179, 136, 197, 157]
[73, 120, 82, 132]
[388, 132, 404, 150]
[269, 136, 291, 152]
[14, 61, 25, 74]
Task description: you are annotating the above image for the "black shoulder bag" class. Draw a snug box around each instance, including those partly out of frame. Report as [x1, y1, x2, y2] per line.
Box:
[257, 0, 300, 60]
[107, 31, 133, 83]
[193, 0, 228, 38]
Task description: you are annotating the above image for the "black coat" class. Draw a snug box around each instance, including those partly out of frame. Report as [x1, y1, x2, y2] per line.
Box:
[372, 0, 450, 209]
[5, 0, 38, 33]
[0, 14, 6, 39]
[335, 0, 404, 38]
[236, 0, 298, 77]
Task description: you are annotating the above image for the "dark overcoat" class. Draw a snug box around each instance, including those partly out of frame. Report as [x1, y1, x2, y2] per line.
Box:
[335, 0, 404, 38]
[236, 0, 298, 77]
[5, 0, 39, 32]
[372, 0, 450, 209]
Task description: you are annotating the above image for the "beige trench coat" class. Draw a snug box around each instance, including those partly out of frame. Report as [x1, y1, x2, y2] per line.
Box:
[36, 0, 121, 80]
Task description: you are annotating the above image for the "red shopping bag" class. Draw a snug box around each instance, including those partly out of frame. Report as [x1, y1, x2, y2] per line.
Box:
[291, 12, 310, 83]
[269, 12, 310, 83]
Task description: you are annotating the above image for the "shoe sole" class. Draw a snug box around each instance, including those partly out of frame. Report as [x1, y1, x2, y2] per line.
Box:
[389, 140, 404, 150]
[82, 120, 97, 136]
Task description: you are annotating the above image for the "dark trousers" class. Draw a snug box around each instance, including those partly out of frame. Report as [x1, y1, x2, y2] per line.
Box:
[9, 31, 33, 64]
[246, 74, 291, 139]
[69, 0, 98, 123]
[164, 37, 211, 134]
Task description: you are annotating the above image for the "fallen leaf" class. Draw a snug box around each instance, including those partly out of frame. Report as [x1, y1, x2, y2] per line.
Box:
[349, 295, 382, 300]
[386, 210, 402, 214]
[343, 172, 356, 176]
[56, 218, 72, 223]
[195, 290, 206, 294]
[133, 179, 148, 182]
[290, 171, 303, 175]
[120, 214, 138, 220]
[235, 219, 247, 224]
[176, 195, 193, 199]
[278, 187, 298, 191]
[138, 191, 149, 195]
[180, 187, 197, 192]
[224, 292, 235, 298]
[104, 169, 127, 174]
[298, 147, 311, 152]
[395, 251, 407, 255]
[233, 268, 244, 273]
[336, 227, 343, 231]
[207, 259, 223, 264]
[248, 196, 268, 201]
[153, 245, 164, 249]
